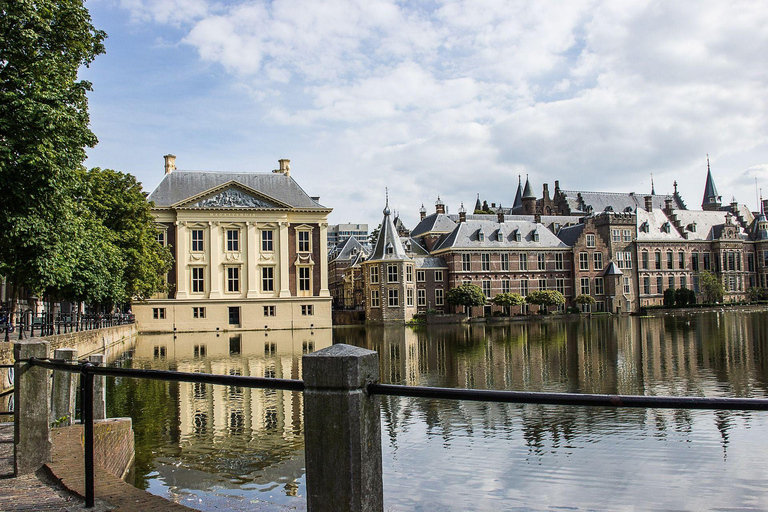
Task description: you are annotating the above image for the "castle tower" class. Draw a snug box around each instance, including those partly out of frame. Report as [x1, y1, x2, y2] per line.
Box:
[702, 155, 722, 211]
[522, 175, 536, 215]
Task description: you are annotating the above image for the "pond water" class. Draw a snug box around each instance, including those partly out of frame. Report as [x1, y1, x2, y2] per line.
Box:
[107, 310, 768, 511]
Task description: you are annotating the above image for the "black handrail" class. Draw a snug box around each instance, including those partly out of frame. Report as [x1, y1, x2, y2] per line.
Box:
[22, 356, 768, 508]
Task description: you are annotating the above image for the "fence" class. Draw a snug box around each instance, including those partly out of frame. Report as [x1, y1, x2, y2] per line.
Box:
[2, 313, 134, 341]
[12, 340, 768, 511]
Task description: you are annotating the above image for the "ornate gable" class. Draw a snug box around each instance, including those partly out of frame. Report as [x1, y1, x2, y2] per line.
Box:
[174, 181, 290, 209]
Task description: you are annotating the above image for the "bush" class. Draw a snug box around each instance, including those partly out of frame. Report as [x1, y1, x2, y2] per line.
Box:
[663, 288, 676, 307]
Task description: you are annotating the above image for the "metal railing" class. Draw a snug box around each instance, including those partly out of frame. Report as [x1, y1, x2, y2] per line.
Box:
[2, 313, 134, 341]
[20, 354, 768, 509]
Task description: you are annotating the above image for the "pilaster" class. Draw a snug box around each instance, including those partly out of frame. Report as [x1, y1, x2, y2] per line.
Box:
[279, 221, 291, 297]
[319, 222, 330, 297]
[209, 221, 221, 299]
[175, 221, 188, 299]
[246, 221, 259, 298]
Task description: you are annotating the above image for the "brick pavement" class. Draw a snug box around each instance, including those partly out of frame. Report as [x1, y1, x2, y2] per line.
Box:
[0, 423, 197, 512]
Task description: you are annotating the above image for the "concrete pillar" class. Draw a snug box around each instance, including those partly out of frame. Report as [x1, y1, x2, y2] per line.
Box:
[88, 354, 106, 421]
[51, 348, 77, 426]
[14, 338, 51, 475]
[303, 344, 383, 512]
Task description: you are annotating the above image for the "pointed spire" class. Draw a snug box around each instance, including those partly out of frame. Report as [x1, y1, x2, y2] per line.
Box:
[650, 174, 655, 195]
[370, 191, 408, 260]
[702, 155, 722, 210]
[522, 174, 534, 198]
[513, 175, 523, 210]
[383, 187, 390, 215]
[474, 193, 481, 212]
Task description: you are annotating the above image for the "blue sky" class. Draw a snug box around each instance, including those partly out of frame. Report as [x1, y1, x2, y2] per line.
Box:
[83, 0, 768, 228]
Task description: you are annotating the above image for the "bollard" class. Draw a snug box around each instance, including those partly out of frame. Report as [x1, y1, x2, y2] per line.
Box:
[303, 344, 383, 512]
[51, 348, 78, 426]
[14, 338, 51, 475]
[88, 354, 106, 421]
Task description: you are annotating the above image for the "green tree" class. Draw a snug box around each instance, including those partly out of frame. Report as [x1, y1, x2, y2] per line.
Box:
[491, 292, 525, 316]
[699, 270, 724, 304]
[368, 223, 381, 246]
[525, 290, 566, 314]
[663, 287, 676, 307]
[747, 286, 765, 302]
[446, 283, 486, 316]
[674, 287, 689, 307]
[574, 294, 596, 311]
[0, 0, 106, 314]
[81, 168, 173, 301]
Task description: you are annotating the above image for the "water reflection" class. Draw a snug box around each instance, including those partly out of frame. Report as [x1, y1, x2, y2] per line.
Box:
[108, 311, 768, 511]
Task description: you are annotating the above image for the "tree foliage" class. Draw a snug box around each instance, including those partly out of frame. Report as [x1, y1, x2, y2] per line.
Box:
[446, 283, 486, 313]
[491, 293, 526, 308]
[574, 294, 596, 305]
[368, 223, 381, 247]
[526, 290, 565, 307]
[0, 0, 106, 296]
[674, 287, 695, 307]
[699, 270, 723, 303]
[663, 287, 676, 307]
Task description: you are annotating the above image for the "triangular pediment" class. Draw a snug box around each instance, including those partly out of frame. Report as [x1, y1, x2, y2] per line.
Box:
[174, 181, 290, 209]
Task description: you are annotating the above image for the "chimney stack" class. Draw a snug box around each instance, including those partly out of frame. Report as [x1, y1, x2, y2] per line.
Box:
[274, 159, 291, 177]
[497, 207, 505, 224]
[664, 197, 674, 214]
[164, 154, 176, 175]
[435, 196, 445, 214]
[458, 203, 466, 223]
[542, 183, 550, 200]
[644, 195, 653, 212]
[419, 204, 427, 221]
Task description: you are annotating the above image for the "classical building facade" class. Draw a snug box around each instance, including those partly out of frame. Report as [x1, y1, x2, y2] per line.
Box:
[134, 156, 332, 332]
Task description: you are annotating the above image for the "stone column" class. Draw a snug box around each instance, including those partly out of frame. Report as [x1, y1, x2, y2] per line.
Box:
[209, 221, 221, 299]
[303, 344, 383, 512]
[279, 221, 291, 297]
[175, 221, 189, 299]
[51, 348, 77, 426]
[246, 221, 259, 298]
[88, 354, 106, 421]
[14, 338, 51, 475]
[319, 222, 330, 297]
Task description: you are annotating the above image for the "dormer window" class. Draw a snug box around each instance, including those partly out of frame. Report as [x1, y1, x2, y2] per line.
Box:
[640, 221, 649, 233]
[688, 222, 697, 232]
[532, 229, 540, 242]
[662, 222, 671, 233]
[385, 242, 394, 255]
[604, 206, 613, 212]
[514, 229, 521, 242]
[478, 228, 485, 242]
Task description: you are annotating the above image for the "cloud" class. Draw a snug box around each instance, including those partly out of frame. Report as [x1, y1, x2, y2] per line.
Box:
[106, 0, 768, 227]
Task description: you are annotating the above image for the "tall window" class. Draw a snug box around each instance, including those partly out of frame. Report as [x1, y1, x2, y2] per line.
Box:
[537, 253, 546, 270]
[416, 270, 426, 282]
[612, 229, 621, 242]
[666, 251, 673, 269]
[192, 267, 205, 293]
[643, 277, 650, 295]
[655, 251, 662, 270]
[586, 234, 596, 248]
[435, 270, 444, 282]
[370, 290, 380, 307]
[680, 275, 687, 289]
[406, 265, 414, 283]
[462, 254, 471, 271]
[156, 230, 166, 246]
[227, 267, 240, 292]
[481, 254, 490, 271]
[520, 279, 529, 296]
[388, 289, 399, 307]
[538, 278, 546, 291]
[501, 253, 510, 271]
[227, 229, 240, 252]
[502, 280, 511, 293]
[656, 276, 663, 294]
[407, 289, 414, 306]
[593, 252, 603, 270]
[261, 230, 274, 251]
[555, 253, 563, 270]
[435, 289, 444, 306]
[668, 276, 675, 289]
[417, 289, 427, 306]
[624, 277, 631, 294]
[520, 253, 528, 270]
[482, 280, 491, 297]
[262, 267, 274, 292]
[191, 229, 204, 252]
[298, 230, 311, 252]
[623, 229, 631, 242]
[579, 252, 589, 270]
[580, 278, 590, 295]
[595, 277, 604, 295]
[299, 267, 311, 293]
[678, 251, 685, 269]
[642, 251, 649, 269]
[370, 266, 379, 284]
[387, 264, 398, 283]
[703, 252, 711, 270]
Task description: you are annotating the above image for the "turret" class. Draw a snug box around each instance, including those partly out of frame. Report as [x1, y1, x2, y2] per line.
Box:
[702, 155, 722, 211]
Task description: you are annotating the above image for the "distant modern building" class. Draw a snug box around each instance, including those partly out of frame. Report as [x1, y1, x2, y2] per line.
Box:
[134, 155, 333, 332]
[327, 223, 369, 249]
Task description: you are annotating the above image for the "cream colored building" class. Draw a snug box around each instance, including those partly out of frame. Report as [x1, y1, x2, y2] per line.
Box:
[134, 156, 332, 332]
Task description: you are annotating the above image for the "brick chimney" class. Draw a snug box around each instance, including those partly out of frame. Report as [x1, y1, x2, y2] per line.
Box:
[419, 203, 427, 221]
[644, 195, 653, 212]
[497, 206, 505, 224]
[664, 197, 674, 214]
[542, 183, 550, 201]
[458, 203, 466, 223]
[164, 154, 176, 175]
[435, 196, 446, 214]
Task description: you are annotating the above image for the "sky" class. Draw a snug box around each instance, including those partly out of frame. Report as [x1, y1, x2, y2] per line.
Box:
[82, 0, 768, 229]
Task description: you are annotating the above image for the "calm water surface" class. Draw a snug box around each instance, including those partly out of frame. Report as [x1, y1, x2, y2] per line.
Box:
[107, 310, 768, 511]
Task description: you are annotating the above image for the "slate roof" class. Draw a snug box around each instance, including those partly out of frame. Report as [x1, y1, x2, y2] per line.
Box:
[669, 209, 747, 241]
[414, 256, 448, 269]
[752, 213, 768, 241]
[556, 224, 585, 247]
[331, 237, 367, 262]
[432, 220, 568, 252]
[636, 209, 685, 241]
[369, 203, 409, 261]
[147, 170, 328, 209]
[702, 167, 721, 207]
[411, 213, 457, 237]
[603, 262, 623, 276]
[559, 190, 682, 215]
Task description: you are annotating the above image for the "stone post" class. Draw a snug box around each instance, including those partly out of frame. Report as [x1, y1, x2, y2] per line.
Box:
[51, 348, 78, 426]
[303, 344, 383, 512]
[88, 354, 106, 421]
[14, 338, 51, 475]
